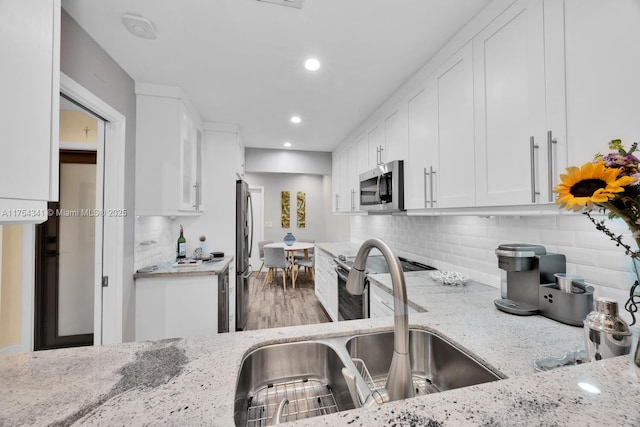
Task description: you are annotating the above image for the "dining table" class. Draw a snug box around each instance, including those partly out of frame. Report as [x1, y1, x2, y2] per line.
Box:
[264, 241, 314, 288]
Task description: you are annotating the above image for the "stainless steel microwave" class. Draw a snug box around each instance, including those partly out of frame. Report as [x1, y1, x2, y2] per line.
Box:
[359, 160, 404, 212]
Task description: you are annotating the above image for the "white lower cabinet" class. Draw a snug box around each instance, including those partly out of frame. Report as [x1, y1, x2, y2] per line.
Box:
[369, 283, 417, 319]
[314, 248, 338, 321]
[135, 275, 220, 341]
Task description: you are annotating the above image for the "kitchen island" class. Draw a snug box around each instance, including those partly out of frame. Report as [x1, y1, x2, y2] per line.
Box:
[1, 260, 639, 425]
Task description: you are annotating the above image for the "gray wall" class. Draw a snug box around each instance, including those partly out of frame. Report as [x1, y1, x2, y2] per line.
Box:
[245, 173, 348, 244]
[60, 10, 137, 342]
[245, 148, 332, 175]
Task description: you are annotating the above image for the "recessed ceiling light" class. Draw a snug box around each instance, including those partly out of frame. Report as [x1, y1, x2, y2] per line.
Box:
[304, 58, 321, 71]
[122, 14, 157, 40]
[283, 142, 292, 147]
[290, 116, 301, 124]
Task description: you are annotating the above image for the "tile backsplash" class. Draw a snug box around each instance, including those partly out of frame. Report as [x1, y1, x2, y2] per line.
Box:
[351, 213, 640, 326]
[135, 216, 175, 271]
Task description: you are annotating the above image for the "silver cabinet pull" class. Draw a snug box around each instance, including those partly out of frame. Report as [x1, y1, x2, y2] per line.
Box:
[379, 145, 384, 165]
[430, 166, 436, 207]
[351, 189, 356, 211]
[547, 130, 557, 202]
[335, 193, 339, 211]
[423, 167, 429, 208]
[192, 182, 200, 210]
[530, 136, 540, 203]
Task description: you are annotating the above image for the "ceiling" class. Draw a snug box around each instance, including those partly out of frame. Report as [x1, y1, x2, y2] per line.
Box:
[62, 0, 490, 152]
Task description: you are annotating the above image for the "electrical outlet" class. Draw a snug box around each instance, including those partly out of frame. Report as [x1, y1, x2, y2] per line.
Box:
[265, 221, 273, 228]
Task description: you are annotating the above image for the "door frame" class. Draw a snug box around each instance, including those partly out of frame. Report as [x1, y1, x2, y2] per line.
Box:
[59, 73, 126, 346]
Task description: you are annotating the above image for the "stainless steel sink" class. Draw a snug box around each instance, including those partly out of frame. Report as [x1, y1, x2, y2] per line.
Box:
[346, 329, 502, 395]
[234, 329, 503, 426]
[233, 341, 355, 426]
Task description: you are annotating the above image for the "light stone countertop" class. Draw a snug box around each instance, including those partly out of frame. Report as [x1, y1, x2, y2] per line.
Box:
[133, 256, 233, 279]
[2, 255, 640, 425]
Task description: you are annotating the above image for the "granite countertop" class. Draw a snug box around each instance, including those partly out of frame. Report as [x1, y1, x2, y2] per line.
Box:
[2, 260, 640, 425]
[133, 256, 233, 279]
[316, 241, 362, 257]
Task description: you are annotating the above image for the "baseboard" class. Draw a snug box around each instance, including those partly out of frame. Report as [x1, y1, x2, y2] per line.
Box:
[0, 344, 23, 354]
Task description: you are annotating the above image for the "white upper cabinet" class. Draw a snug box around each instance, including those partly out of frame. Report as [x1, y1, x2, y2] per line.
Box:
[368, 125, 384, 169]
[334, 0, 639, 214]
[332, 141, 359, 212]
[0, 0, 60, 222]
[136, 84, 203, 216]
[400, 43, 475, 211]
[383, 106, 408, 163]
[473, 0, 556, 206]
[405, 83, 438, 209]
[435, 42, 476, 208]
[563, 0, 640, 166]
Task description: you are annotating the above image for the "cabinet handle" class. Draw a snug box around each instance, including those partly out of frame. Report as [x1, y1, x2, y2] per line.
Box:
[430, 166, 436, 207]
[379, 145, 384, 165]
[192, 182, 200, 210]
[351, 189, 356, 211]
[547, 130, 557, 202]
[376, 146, 380, 165]
[423, 167, 429, 208]
[530, 136, 540, 203]
[335, 194, 339, 211]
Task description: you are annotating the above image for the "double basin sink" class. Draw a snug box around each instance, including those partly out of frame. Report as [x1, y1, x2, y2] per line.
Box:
[234, 328, 503, 426]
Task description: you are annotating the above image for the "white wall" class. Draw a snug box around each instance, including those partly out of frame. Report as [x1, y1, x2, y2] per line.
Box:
[245, 148, 331, 175]
[244, 173, 348, 244]
[61, 10, 137, 342]
[351, 213, 640, 326]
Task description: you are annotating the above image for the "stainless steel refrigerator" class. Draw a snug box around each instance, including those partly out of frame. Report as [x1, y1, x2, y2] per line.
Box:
[235, 179, 253, 331]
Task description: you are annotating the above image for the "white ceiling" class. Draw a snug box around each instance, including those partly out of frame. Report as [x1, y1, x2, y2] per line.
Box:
[62, 0, 490, 152]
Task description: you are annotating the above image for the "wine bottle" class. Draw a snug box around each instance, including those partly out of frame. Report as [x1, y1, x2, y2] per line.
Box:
[177, 224, 186, 259]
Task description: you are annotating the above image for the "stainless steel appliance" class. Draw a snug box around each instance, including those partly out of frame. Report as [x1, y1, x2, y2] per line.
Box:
[334, 254, 435, 320]
[359, 160, 404, 212]
[218, 265, 230, 333]
[236, 179, 253, 331]
[495, 243, 594, 326]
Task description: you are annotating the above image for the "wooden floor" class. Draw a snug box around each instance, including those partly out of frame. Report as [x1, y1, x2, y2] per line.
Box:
[244, 268, 331, 330]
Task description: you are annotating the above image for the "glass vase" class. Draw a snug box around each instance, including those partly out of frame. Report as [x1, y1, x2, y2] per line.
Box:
[283, 232, 296, 246]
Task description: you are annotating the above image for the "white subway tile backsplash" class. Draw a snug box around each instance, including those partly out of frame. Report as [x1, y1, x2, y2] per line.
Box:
[135, 216, 175, 271]
[540, 229, 575, 246]
[351, 213, 639, 318]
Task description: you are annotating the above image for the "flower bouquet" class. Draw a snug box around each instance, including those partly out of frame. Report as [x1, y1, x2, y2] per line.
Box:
[554, 139, 640, 324]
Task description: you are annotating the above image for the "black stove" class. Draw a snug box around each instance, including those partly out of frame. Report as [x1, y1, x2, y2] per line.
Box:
[333, 255, 435, 321]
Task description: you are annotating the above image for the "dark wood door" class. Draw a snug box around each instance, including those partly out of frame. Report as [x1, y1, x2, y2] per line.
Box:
[35, 150, 96, 350]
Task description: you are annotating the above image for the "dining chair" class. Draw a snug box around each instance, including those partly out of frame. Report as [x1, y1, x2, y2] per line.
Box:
[294, 239, 315, 260]
[256, 240, 273, 277]
[296, 252, 315, 280]
[262, 246, 292, 290]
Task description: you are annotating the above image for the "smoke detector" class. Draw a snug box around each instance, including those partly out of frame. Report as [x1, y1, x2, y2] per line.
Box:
[257, 0, 304, 9]
[122, 14, 157, 40]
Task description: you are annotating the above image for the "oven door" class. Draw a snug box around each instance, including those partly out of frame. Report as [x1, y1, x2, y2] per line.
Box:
[335, 267, 368, 320]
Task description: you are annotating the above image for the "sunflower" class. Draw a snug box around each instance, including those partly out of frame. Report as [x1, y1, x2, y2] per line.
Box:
[554, 161, 636, 211]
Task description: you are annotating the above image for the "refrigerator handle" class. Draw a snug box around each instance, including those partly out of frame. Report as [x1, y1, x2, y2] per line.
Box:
[248, 192, 254, 258]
